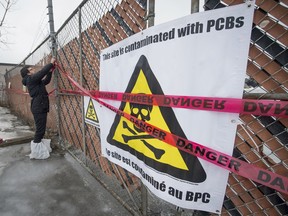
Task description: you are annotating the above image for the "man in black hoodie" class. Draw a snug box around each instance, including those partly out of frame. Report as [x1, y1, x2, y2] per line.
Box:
[21, 57, 56, 158]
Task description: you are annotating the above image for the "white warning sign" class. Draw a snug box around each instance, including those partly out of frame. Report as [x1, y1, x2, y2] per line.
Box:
[84, 96, 100, 128]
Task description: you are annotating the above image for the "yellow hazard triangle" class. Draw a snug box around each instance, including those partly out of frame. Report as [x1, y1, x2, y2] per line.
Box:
[85, 98, 99, 123]
[107, 55, 206, 183]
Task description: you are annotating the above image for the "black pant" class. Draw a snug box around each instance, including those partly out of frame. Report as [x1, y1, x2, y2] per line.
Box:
[32, 112, 47, 143]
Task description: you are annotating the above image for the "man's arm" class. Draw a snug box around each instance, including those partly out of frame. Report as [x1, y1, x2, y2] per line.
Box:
[29, 63, 54, 83]
[42, 70, 53, 85]
[42, 58, 56, 85]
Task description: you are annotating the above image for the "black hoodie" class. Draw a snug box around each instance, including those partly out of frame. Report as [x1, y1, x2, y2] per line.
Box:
[22, 63, 54, 114]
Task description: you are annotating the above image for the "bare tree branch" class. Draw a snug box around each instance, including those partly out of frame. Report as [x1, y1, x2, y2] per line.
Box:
[1, 0, 13, 26]
[0, 0, 17, 45]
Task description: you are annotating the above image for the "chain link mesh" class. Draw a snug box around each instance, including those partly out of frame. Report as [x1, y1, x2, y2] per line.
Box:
[4, 0, 287, 215]
[204, 1, 288, 215]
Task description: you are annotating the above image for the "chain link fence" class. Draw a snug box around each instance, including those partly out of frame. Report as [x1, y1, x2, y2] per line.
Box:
[4, 0, 287, 215]
[205, 1, 287, 216]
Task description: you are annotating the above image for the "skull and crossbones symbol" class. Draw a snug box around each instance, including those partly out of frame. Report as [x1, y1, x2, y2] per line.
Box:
[121, 101, 165, 160]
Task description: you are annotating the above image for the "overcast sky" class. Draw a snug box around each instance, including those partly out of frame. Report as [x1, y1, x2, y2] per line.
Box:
[1, 0, 202, 64]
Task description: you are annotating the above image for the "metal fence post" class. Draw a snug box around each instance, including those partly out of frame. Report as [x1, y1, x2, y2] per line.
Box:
[78, 6, 87, 165]
[47, 0, 61, 147]
[47, 0, 56, 56]
[147, 0, 155, 28]
[141, 1, 156, 214]
[191, 0, 199, 14]
[190, 1, 212, 216]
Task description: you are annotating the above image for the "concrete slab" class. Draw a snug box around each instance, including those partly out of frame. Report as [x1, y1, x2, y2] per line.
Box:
[0, 106, 133, 215]
[0, 143, 133, 216]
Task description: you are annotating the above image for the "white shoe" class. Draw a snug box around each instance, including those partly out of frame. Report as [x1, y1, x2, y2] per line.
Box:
[29, 140, 51, 159]
[42, 139, 52, 153]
